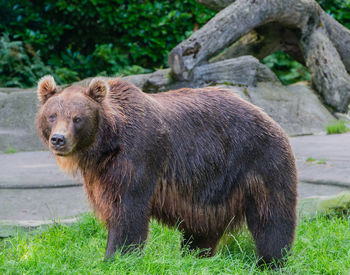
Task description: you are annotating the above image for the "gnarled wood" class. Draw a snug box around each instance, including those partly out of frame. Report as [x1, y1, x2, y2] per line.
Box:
[210, 24, 303, 64]
[321, 11, 350, 73]
[168, 0, 317, 80]
[300, 27, 350, 111]
[169, 0, 350, 112]
[126, 57, 279, 93]
[193, 56, 279, 86]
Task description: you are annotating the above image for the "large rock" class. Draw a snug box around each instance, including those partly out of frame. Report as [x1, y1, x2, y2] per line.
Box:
[0, 88, 45, 152]
[291, 133, 350, 187]
[233, 82, 336, 135]
[0, 66, 336, 152]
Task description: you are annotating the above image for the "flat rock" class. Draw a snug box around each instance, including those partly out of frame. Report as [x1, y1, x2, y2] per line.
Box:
[230, 82, 336, 136]
[0, 151, 82, 188]
[0, 89, 45, 152]
[0, 186, 88, 221]
[291, 133, 350, 187]
[0, 151, 88, 237]
[298, 182, 349, 199]
[0, 186, 88, 237]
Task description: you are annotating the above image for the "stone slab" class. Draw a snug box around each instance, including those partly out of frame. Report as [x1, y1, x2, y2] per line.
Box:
[0, 90, 45, 152]
[0, 186, 88, 221]
[0, 184, 89, 237]
[233, 82, 337, 136]
[290, 133, 350, 187]
[0, 151, 82, 188]
[298, 182, 349, 199]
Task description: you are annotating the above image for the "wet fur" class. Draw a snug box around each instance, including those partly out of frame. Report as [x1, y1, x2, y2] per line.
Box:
[37, 79, 298, 265]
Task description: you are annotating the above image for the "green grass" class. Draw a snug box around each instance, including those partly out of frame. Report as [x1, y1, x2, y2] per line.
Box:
[4, 147, 17, 154]
[326, 120, 350, 134]
[305, 157, 327, 165]
[0, 213, 349, 274]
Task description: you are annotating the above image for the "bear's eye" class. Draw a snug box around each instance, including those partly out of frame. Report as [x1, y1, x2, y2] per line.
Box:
[73, 117, 82, 124]
[48, 114, 56, 123]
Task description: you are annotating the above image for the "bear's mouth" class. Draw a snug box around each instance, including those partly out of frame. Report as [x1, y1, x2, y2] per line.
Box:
[55, 151, 70, 156]
[50, 146, 73, 157]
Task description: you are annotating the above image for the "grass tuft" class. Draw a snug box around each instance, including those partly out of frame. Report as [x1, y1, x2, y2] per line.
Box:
[326, 120, 349, 134]
[0, 213, 349, 274]
[305, 157, 327, 164]
[4, 147, 17, 154]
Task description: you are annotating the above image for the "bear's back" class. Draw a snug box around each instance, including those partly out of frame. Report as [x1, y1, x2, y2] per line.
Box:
[107, 81, 288, 176]
[150, 86, 289, 196]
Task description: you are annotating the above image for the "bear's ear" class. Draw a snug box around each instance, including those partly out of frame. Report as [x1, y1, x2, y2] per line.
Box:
[37, 75, 58, 104]
[86, 78, 109, 103]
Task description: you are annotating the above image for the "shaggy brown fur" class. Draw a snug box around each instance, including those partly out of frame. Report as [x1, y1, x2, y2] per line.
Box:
[36, 75, 297, 266]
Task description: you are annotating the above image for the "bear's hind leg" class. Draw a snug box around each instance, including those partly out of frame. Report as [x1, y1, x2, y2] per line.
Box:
[181, 231, 222, 257]
[245, 193, 297, 267]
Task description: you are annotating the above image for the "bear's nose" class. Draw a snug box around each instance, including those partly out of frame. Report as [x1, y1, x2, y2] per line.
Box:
[51, 134, 66, 147]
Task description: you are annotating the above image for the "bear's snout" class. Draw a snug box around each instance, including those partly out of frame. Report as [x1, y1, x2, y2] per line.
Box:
[50, 134, 66, 148]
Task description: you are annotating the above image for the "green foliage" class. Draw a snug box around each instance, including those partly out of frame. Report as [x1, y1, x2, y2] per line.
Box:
[0, 0, 214, 87]
[0, 34, 53, 87]
[305, 157, 327, 164]
[263, 51, 310, 85]
[318, 0, 350, 29]
[0, 213, 350, 274]
[326, 120, 350, 134]
[4, 147, 17, 154]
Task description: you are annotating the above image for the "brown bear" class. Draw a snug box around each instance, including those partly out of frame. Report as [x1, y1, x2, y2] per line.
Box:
[36, 75, 297, 266]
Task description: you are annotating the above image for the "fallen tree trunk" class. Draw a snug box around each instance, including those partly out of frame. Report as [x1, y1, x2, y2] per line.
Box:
[124, 56, 278, 93]
[321, 11, 350, 72]
[168, 0, 350, 112]
[301, 27, 350, 111]
[209, 24, 303, 64]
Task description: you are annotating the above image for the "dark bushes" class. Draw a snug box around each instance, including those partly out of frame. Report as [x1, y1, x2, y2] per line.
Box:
[0, 0, 214, 87]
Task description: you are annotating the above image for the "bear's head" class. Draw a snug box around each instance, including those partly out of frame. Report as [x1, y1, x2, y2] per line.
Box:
[36, 75, 110, 157]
